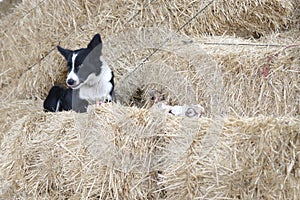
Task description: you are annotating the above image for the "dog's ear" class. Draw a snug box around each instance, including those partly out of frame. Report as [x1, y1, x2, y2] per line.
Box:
[87, 34, 102, 50]
[57, 46, 72, 60]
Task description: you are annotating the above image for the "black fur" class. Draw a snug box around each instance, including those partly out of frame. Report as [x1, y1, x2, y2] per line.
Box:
[43, 33, 114, 113]
[43, 85, 72, 112]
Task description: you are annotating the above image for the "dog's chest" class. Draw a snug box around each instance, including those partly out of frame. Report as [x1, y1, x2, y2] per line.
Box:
[78, 67, 113, 102]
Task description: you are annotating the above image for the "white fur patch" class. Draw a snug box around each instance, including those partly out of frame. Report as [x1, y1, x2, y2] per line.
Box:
[66, 53, 79, 87]
[78, 56, 113, 102]
[55, 100, 61, 112]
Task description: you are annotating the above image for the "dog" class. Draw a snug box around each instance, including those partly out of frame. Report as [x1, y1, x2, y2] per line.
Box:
[43, 33, 115, 112]
[148, 89, 205, 118]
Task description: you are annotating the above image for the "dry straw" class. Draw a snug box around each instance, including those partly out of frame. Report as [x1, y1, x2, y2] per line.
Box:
[0, 0, 299, 199]
[0, 103, 299, 199]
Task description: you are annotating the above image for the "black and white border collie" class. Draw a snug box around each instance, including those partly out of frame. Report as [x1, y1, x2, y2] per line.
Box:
[43, 33, 115, 113]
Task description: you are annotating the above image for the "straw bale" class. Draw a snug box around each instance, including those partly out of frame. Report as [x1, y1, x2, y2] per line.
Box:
[199, 35, 300, 117]
[0, 103, 299, 199]
[0, 100, 42, 142]
[0, 0, 299, 199]
[0, 0, 21, 18]
[158, 116, 300, 199]
[110, 29, 299, 116]
[0, 104, 177, 199]
[2, 29, 298, 116]
[0, 0, 89, 100]
[0, 0, 298, 100]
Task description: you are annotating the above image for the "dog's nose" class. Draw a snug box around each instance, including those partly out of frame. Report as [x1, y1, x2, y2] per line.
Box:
[67, 79, 75, 86]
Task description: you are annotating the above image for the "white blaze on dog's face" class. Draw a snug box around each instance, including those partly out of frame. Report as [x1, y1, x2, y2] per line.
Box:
[57, 34, 103, 89]
[65, 53, 80, 87]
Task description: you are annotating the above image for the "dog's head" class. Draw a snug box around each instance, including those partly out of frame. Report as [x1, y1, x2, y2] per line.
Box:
[57, 34, 103, 89]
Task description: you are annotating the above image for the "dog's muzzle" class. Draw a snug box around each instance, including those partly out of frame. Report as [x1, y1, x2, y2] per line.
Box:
[66, 79, 81, 89]
[67, 79, 75, 86]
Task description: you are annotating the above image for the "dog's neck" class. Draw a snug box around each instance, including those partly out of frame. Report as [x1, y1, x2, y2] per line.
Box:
[78, 58, 114, 103]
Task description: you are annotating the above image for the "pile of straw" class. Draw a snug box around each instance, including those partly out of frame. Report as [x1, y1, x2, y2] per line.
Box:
[0, 104, 299, 199]
[0, 0, 21, 18]
[0, 0, 299, 199]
